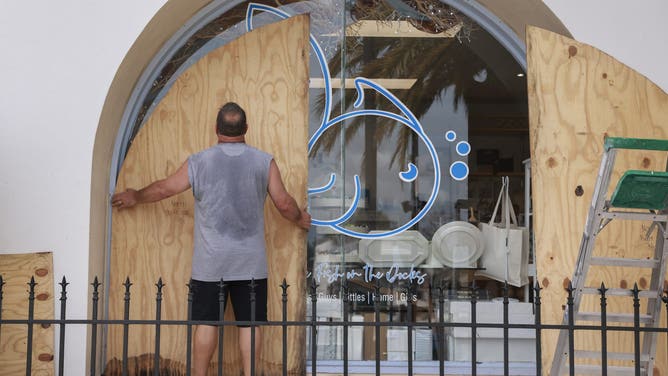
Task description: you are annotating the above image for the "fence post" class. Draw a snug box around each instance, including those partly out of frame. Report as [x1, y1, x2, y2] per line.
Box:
[502, 281, 509, 376]
[90, 277, 101, 376]
[632, 283, 641, 376]
[122, 277, 132, 376]
[438, 279, 445, 376]
[217, 278, 226, 376]
[534, 281, 542, 376]
[598, 282, 608, 375]
[566, 281, 575, 376]
[310, 278, 318, 376]
[26, 276, 36, 376]
[342, 277, 349, 376]
[0, 275, 5, 344]
[249, 278, 257, 376]
[407, 282, 414, 376]
[58, 277, 69, 376]
[153, 278, 164, 376]
[374, 278, 381, 376]
[471, 281, 477, 376]
[186, 280, 193, 376]
[280, 278, 289, 376]
[663, 287, 668, 369]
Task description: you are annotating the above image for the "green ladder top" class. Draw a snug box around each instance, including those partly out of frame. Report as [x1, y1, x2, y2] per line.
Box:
[605, 136, 668, 210]
[610, 170, 668, 210]
[605, 136, 668, 151]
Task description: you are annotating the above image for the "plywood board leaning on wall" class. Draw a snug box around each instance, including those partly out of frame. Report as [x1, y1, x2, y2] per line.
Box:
[108, 15, 309, 375]
[527, 26, 668, 373]
[0, 252, 55, 376]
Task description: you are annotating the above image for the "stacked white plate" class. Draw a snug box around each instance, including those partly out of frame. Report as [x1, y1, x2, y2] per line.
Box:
[358, 230, 429, 267]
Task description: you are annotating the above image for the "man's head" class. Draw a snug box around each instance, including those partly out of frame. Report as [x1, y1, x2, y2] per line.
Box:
[216, 102, 247, 137]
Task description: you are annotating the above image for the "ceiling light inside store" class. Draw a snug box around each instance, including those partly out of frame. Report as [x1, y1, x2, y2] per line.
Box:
[322, 20, 462, 38]
[516, 73, 525, 77]
[473, 69, 488, 83]
[309, 78, 417, 90]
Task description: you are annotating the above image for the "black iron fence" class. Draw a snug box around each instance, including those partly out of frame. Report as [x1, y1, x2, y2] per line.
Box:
[1, 274, 668, 376]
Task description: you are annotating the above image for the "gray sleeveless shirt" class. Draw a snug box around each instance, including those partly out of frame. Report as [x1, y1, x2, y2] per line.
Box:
[188, 143, 272, 281]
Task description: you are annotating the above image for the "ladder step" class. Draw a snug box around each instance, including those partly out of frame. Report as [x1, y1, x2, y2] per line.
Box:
[581, 287, 660, 298]
[575, 312, 653, 323]
[574, 350, 650, 361]
[590, 257, 659, 268]
[564, 364, 646, 375]
[599, 210, 668, 221]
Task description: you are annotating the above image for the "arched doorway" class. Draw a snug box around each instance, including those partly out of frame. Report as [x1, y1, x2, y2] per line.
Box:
[89, 1, 571, 373]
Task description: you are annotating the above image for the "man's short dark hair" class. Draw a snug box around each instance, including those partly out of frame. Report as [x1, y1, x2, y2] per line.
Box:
[216, 102, 247, 136]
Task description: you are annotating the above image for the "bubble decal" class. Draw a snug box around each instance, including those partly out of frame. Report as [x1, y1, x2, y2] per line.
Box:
[399, 163, 419, 182]
[450, 161, 469, 181]
[456, 141, 471, 156]
[443, 130, 470, 179]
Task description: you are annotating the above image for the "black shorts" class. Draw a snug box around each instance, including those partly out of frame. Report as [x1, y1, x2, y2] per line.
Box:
[190, 278, 267, 327]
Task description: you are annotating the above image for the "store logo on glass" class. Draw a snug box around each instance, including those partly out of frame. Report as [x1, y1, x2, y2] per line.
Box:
[247, 4, 470, 239]
[311, 263, 427, 285]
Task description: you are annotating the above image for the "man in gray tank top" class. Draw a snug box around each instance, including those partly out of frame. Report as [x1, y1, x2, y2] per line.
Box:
[112, 102, 311, 376]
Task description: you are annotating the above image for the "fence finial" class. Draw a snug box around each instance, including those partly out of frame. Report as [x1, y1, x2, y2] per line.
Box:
[59, 276, 69, 301]
[249, 277, 257, 292]
[156, 277, 165, 292]
[309, 277, 318, 299]
[598, 281, 607, 295]
[92, 276, 101, 292]
[186, 278, 193, 294]
[123, 276, 132, 291]
[218, 278, 227, 312]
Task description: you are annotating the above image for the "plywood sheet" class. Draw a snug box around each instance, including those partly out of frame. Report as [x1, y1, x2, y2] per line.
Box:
[527, 26, 668, 373]
[0, 252, 55, 376]
[108, 15, 309, 375]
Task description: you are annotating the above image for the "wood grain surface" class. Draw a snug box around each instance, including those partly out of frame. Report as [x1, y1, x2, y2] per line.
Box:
[0, 252, 54, 376]
[108, 15, 309, 375]
[527, 26, 668, 373]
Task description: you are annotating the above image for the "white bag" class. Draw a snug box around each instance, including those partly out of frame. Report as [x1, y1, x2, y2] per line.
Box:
[476, 177, 530, 287]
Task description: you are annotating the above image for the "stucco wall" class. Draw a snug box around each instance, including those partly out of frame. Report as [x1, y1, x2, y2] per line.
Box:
[0, 1, 666, 374]
[0, 2, 167, 375]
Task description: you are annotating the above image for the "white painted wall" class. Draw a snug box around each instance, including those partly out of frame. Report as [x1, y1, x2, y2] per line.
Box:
[0, 1, 666, 375]
[0, 2, 167, 375]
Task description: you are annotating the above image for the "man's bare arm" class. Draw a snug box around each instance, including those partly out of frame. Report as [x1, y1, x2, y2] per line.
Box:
[267, 159, 311, 230]
[112, 161, 191, 209]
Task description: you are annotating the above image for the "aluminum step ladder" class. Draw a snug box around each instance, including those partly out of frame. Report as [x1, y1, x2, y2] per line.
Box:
[550, 137, 668, 375]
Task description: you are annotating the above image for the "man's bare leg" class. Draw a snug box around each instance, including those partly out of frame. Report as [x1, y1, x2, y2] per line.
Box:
[193, 325, 218, 376]
[239, 327, 262, 376]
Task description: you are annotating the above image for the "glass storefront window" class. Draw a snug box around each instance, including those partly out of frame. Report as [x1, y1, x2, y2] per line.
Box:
[305, 0, 531, 364]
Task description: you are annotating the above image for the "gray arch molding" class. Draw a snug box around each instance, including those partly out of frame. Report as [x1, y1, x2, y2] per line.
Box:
[106, 1, 529, 247]
[102, 0, 530, 366]
[105, 0, 526, 310]
[105, 0, 528, 297]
